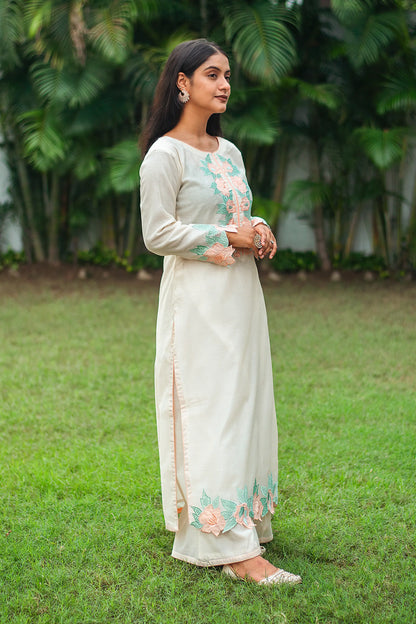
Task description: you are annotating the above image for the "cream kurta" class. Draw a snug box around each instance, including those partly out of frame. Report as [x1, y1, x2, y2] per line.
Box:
[140, 136, 278, 566]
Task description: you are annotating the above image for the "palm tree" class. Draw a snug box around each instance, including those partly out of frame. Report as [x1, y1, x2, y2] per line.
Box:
[331, 0, 415, 268]
[281, 0, 415, 270]
[0, 0, 152, 262]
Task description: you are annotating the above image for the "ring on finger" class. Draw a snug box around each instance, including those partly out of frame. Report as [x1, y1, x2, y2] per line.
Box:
[254, 233, 263, 249]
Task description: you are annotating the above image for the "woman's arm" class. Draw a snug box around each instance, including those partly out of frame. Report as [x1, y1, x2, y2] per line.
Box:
[140, 150, 234, 267]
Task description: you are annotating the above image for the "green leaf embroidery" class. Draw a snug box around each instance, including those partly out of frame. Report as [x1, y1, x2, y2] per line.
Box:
[191, 506, 202, 523]
[221, 498, 237, 512]
[224, 517, 237, 532]
[200, 490, 211, 508]
[237, 486, 248, 502]
[189, 224, 228, 257]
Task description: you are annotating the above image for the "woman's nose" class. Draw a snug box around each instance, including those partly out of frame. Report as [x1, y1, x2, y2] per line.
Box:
[220, 76, 230, 91]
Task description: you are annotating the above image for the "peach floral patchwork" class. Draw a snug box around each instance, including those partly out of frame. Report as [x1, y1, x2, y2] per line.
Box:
[189, 224, 235, 267]
[190, 474, 278, 535]
[203, 243, 235, 266]
[201, 153, 252, 228]
[252, 493, 264, 520]
[234, 503, 255, 529]
[199, 504, 226, 536]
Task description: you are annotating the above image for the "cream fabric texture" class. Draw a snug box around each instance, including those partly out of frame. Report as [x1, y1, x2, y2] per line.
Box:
[140, 136, 278, 566]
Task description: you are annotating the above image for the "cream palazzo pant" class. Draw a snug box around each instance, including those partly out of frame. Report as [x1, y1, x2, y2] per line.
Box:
[170, 382, 274, 567]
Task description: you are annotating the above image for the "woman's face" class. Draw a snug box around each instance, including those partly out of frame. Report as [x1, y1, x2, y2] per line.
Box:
[184, 52, 231, 115]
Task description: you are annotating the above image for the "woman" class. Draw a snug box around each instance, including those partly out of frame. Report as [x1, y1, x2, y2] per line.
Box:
[139, 39, 301, 585]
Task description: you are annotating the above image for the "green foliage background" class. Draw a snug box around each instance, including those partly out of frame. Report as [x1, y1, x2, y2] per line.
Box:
[1, 0, 416, 270]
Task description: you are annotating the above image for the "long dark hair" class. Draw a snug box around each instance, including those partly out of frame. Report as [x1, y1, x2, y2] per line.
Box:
[141, 39, 227, 154]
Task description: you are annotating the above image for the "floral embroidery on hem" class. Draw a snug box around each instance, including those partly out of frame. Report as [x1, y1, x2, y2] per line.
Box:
[190, 474, 278, 534]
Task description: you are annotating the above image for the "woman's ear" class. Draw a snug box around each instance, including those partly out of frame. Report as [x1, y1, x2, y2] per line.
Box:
[177, 72, 189, 92]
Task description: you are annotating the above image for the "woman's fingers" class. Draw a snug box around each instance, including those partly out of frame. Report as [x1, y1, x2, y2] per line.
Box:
[269, 240, 277, 259]
[253, 224, 277, 259]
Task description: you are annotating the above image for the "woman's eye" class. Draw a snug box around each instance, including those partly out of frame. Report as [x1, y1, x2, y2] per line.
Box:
[208, 73, 217, 79]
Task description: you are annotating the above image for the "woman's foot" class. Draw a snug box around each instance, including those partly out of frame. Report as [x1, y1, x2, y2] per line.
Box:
[223, 555, 301, 585]
[230, 555, 277, 582]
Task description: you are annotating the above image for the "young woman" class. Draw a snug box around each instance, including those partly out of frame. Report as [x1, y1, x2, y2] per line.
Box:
[139, 39, 301, 585]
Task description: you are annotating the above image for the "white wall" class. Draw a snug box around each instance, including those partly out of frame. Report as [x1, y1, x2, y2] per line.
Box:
[0, 145, 22, 252]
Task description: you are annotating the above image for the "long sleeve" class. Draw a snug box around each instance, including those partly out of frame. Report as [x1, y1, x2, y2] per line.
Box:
[251, 216, 270, 228]
[140, 150, 235, 267]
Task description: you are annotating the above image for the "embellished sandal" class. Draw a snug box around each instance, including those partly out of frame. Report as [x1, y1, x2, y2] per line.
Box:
[222, 564, 302, 586]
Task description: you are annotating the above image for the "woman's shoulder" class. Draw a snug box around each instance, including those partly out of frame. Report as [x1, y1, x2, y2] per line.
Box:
[219, 136, 239, 152]
[219, 137, 243, 156]
[145, 135, 182, 157]
[140, 136, 183, 174]
[219, 137, 244, 165]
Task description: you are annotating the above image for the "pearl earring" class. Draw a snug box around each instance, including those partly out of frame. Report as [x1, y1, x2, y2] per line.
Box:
[178, 89, 190, 104]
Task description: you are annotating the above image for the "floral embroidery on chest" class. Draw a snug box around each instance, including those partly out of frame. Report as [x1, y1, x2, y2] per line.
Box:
[190, 474, 278, 535]
[201, 153, 252, 227]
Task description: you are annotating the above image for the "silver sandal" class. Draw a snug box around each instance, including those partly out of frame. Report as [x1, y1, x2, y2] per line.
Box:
[222, 564, 302, 586]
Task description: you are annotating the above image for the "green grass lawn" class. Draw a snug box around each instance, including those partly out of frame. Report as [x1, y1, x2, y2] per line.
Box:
[1, 276, 415, 624]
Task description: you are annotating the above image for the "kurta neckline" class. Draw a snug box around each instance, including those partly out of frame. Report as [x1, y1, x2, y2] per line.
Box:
[161, 135, 221, 155]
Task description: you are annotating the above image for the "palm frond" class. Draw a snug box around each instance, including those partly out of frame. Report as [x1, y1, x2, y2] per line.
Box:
[88, 1, 138, 65]
[285, 78, 342, 109]
[345, 12, 406, 68]
[0, 0, 24, 69]
[223, 106, 279, 146]
[132, 0, 160, 21]
[68, 143, 99, 180]
[377, 71, 416, 113]
[31, 58, 111, 107]
[283, 179, 331, 214]
[18, 108, 69, 171]
[224, 2, 297, 86]
[104, 139, 141, 193]
[354, 127, 407, 169]
[23, 0, 53, 39]
[330, 0, 374, 23]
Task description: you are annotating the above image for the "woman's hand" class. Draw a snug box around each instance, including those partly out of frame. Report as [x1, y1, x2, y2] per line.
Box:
[226, 222, 277, 259]
[253, 223, 277, 259]
[226, 221, 261, 257]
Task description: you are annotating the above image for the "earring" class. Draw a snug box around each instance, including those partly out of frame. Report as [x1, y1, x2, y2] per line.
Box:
[178, 89, 190, 104]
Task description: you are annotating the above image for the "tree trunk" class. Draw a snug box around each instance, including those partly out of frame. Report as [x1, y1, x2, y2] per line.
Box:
[200, 0, 208, 36]
[126, 188, 138, 263]
[271, 137, 290, 233]
[48, 173, 60, 264]
[406, 170, 416, 267]
[309, 144, 331, 271]
[44, 172, 60, 264]
[344, 202, 362, 257]
[9, 187, 33, 263]
[381, 173, 392, 267]
[16, 157, 45, 262]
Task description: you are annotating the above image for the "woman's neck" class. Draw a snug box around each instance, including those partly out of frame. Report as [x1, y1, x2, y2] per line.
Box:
[166, 108, 216, 149]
